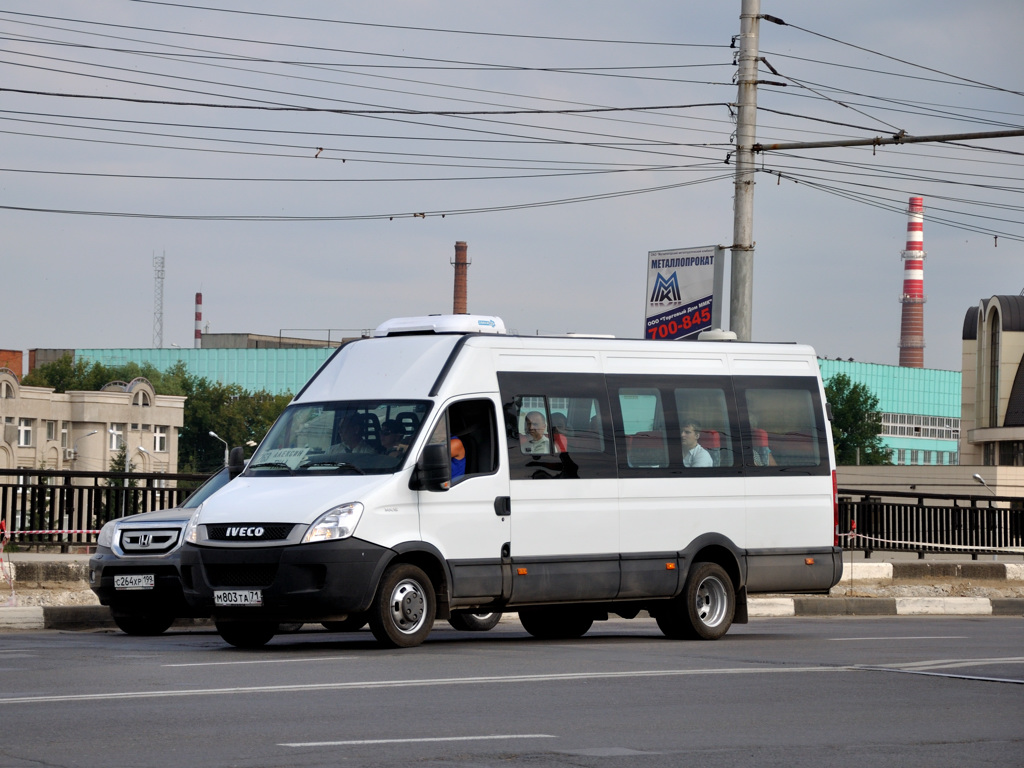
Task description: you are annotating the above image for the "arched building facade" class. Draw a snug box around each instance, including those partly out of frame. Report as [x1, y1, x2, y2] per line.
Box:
[961, 295, 1024, 466]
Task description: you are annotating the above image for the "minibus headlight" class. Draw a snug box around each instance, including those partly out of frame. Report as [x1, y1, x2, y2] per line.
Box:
[184, 507, 202, 544]
[96, 520, 117, 549]
[303, 503, 363, 543]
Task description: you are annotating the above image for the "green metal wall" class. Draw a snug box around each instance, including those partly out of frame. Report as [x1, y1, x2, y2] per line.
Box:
[817, 359, 961, 464]
[76, 347, 336, 397]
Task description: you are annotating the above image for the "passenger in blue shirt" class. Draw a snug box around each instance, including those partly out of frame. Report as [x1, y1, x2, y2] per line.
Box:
[450, 436, 467, 480]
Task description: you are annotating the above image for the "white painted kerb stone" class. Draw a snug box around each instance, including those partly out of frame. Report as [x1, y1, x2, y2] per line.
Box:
[895, 597, 992, 615]
[0, 607, 45, 630]
[748, 598, 795, 617]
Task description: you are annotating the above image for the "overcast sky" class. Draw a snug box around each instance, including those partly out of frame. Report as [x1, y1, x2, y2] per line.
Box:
[2, 0, 1021, 373]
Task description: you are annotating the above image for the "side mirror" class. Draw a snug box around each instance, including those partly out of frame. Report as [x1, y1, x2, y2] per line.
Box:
[412, 443, 450, 492]
[228, 446, 246, 479]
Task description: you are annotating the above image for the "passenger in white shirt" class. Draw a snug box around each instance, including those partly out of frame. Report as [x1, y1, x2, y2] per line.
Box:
[680, 419, 713, 468]
[522, 411, 551, 454]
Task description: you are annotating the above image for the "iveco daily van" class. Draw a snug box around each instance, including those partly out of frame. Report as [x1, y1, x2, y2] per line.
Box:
[180, 314, 842, 648]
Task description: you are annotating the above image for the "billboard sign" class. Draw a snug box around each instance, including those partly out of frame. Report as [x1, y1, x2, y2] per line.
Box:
[644, 245, 724, 340]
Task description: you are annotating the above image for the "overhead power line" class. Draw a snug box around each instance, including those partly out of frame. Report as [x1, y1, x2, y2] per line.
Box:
[0, 87, 725, 116]
[126, 1, 724, 48]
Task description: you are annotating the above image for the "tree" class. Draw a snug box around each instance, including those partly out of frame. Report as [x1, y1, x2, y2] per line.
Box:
[824, 373, 891, 465]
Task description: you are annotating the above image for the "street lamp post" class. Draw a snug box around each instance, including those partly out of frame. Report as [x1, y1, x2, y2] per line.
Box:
[71, 429, 98, 464]
[972, 473, 998, 561]
[209, 431, 229, 467]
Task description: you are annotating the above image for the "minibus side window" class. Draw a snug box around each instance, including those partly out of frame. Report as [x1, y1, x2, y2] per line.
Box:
[497, 372, 617, 480]
[740, 383, 825, 469]
[618, 388, 668, 469]
[673, 387, 735, 468]
[447, 398, 499, 480]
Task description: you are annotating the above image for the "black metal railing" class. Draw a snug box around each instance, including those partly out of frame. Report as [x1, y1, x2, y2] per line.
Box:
[0, 468, 211, 551]
[838, 488, 1024, 560]
[3, 473, 1021, 558]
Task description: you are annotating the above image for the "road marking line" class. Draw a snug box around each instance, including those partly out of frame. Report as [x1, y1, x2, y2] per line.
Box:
[164, 656, 355, 668]
[860, 668, 1024, 686]
[0, 665, 853, 705]
[281, 734, 556, 748]
[830, 636, 968, 642]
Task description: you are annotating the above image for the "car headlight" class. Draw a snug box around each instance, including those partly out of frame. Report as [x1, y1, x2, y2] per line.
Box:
[302, 502, 363, 543]
[96, 520, 117, 549]
[184, 507, 202, 544]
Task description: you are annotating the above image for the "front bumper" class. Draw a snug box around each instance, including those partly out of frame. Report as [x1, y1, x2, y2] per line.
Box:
[179, 538, 391, 623]
[89, 551, 204, 618]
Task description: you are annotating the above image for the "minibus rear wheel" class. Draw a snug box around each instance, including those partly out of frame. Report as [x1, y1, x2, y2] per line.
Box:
[656, 561, 734, 640]
[368, 563, 436, 648]
[215, 619, 277, 648]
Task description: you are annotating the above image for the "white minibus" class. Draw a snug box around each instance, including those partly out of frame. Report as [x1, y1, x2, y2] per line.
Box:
[180, 315, 841, 648]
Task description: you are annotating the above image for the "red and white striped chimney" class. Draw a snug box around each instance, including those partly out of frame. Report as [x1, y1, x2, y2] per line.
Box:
[897, 196, 926, 367]
[194, 292, 203, 349]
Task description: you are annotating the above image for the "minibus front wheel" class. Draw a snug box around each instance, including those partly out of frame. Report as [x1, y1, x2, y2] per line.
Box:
[215, 619, 277, 648]
[368, 563, 436, 648]
[656, 561, 735, 641]
[112, 612, 175, 636]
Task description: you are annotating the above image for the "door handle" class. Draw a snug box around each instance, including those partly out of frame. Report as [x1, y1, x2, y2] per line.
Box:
[494, 496, 511, 516]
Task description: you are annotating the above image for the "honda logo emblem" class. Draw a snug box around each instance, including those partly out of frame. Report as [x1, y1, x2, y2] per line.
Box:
[138, 534, 152, 548]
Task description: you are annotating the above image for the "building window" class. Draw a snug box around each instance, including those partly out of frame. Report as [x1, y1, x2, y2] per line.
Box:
[154, 426, 167, 453]
[983, 443, 995, 466]
[46, 420, 57, 441]
[17, 418, 33, 447]
[61, 422, 69, 449]
[109, 423, 125, 450]
[988, 318, 999, 428]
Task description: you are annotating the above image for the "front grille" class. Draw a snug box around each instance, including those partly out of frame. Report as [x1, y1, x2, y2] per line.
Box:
[206, 523, 294, 541]
[118, 527, 180, 555]
[206, 564, 277, 588]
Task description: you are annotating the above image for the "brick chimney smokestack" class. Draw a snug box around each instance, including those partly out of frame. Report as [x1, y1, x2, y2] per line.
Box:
[453, 241, 468, 314]
[898, 196, 926, 367]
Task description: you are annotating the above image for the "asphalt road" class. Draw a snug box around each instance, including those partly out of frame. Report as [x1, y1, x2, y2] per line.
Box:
[0, 616, 1021, 768]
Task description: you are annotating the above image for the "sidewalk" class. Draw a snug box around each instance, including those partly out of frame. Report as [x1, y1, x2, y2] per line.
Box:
[0, 551, 1022, 631]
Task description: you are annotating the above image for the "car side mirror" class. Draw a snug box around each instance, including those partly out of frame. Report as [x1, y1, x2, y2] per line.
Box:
[228, 446, 246, 479]
[411, 443, 450, 492]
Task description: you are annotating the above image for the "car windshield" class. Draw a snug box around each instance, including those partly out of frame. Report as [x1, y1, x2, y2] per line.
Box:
[246, 400, 430, 475]
[180, 467, 231, 508]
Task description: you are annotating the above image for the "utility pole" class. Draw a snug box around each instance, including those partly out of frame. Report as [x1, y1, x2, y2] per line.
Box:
[730, 0, 761, 342]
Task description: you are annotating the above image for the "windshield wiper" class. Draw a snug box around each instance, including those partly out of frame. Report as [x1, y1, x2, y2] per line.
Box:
[248, 461, 293, 471]
[298, 460, 365, 475]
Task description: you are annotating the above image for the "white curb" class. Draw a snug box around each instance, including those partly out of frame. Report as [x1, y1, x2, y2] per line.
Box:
[895, 597, 992, 616]
[748, 598, 795, 617]
[836, 563, 893, 583]
[1005, 564, 1024, 582]
[0, 607, 45, 630]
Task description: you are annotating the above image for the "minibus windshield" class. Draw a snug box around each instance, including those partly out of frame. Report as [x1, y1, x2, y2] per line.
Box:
[246, 400, 430, 475]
